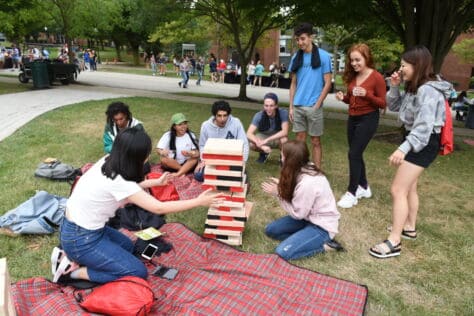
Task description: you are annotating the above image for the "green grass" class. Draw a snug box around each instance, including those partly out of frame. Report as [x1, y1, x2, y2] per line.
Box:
[0, 97, 473, 315]
[0, 81, 30, 94]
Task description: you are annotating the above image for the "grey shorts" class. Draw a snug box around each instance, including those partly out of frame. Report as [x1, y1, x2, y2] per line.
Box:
[293, 106, 324, 136]
[255, 133, 281, 148]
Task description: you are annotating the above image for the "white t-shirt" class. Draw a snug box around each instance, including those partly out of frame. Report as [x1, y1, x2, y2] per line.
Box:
[157, 131, 197, 164]
[67, 157, 142, 230]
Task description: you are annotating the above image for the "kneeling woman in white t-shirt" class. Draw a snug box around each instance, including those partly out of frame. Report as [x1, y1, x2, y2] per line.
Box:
[57, 127, 221, 284]
[157, 113, 199, 177]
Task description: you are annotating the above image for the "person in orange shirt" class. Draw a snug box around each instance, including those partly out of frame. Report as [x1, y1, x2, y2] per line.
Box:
[217, 59, 227, 83]
[335, 43, 386, 208]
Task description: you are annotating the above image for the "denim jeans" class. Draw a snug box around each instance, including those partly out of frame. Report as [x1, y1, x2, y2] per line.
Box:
[265, 216, 330, 260]
[346, 110, 379, 194]
[60, 217, 147, 283]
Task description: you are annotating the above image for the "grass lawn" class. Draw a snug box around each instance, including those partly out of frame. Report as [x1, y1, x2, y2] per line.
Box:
[0, 81, 30, 95]
[0, 97, 473, 315]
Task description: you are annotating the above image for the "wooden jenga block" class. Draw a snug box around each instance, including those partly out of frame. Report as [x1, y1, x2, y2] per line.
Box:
[208, 207, 246, 217]
[206, 217, 246, 227]
[203, 177, 244, 188]
[0, 258, 16, 316]
[203, 227, 242, 237]
[201, 159, 245, 167]
[203, 138, 244, 156]
[202, 184, 244, 193]
[203, 233, 243, 246]
[205, 165, 245, 177]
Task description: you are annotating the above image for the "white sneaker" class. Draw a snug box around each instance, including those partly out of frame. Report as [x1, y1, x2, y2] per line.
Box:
[356, 185, 372, 199]
[337, 192, 358, 208]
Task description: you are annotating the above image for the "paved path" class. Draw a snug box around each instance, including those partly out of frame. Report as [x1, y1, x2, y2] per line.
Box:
[1, 68, 473, 142]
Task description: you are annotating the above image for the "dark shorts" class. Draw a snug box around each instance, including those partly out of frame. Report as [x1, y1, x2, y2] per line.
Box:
[404, 133, 440, 168]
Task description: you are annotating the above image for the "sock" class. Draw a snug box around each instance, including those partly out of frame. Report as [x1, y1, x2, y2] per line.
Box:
[70, 269, 81, 279]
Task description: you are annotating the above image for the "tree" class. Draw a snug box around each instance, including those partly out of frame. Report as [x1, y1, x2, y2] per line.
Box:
[292, 0, 474, 74]
[372, 0, 474, 72]
[322, 24, 362, 80]
[48, 0, 79, 63]
[366, 38, 404, 73]
[188, 0, 292, 100]
[452, 37, 474, 64]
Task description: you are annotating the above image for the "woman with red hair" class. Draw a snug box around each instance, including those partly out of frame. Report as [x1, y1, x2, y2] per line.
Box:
[335, 43, 387, 209]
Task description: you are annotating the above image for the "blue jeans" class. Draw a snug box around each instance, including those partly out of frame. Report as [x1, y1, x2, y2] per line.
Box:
[180, 71, 189, 86]
[265, 216, 330, 260]
[60, 217, 147, 283]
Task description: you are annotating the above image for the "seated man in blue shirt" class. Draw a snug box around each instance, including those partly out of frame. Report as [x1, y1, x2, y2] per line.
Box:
[246, 92, 289, 163]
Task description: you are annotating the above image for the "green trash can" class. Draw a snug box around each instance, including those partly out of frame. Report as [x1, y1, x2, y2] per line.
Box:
[31, 61, 50, 89]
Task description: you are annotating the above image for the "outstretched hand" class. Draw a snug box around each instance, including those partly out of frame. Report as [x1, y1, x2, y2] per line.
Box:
[261, 177, 279, 197]
[197, 188, 225, 207]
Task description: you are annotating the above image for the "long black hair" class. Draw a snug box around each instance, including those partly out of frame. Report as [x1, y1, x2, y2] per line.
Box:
[105, 102, 132, 128]
[169, 124, 199, 157]
[102, 127, 152, 182]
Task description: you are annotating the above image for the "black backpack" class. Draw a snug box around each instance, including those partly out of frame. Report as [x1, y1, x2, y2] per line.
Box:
[34, 160, 80, 181]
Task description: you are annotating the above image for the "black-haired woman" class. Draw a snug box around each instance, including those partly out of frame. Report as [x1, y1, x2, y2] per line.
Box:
[157, 113, 199, 177]
[55, 128, 222, 283]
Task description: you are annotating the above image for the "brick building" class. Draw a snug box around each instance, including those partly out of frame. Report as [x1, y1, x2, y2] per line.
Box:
[440, 32, 473, 91]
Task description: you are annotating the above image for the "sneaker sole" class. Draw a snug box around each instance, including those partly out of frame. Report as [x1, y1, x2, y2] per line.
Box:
[53, 256, 72, 283]
[51, 247, 62, 275]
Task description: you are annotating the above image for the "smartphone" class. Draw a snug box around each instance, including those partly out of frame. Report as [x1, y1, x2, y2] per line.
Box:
[152, 265, 178, 280]
[141, 244, 158, 260]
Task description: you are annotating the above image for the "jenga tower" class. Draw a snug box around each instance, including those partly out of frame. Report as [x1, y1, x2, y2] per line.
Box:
[201, 138, 253, 246]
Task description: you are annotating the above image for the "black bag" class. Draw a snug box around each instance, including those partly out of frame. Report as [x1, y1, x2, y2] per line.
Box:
[35, 159, 80, 181]
[133, 236, 173, 258]
[108, 204, 166, 231]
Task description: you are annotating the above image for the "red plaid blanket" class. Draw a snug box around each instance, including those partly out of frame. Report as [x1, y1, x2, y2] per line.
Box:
[12, 223, 367, 315]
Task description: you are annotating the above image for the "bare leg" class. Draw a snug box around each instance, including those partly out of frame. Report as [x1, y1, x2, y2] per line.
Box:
[175, 158, 198, 177]
[160, 157, 181, 171]
[387, 161, 424, 246]
[405, 178, 419, 231]
[310, 136, 322, 169]
[71, 267, 90, 280]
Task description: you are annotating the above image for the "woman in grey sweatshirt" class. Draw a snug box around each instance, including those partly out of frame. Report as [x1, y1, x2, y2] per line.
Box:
[369, 46, 453, 259]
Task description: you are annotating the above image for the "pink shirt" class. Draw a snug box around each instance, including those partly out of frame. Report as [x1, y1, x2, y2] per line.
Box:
[279, 172, 340, 238]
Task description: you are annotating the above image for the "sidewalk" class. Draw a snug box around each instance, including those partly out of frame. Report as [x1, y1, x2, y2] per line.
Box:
[1, 69, 473, 142]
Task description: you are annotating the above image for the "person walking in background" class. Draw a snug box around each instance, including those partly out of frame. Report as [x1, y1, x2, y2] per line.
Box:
[178, 57, 190, 88]
[247, 60, 256, 85]
[335, 43, 386, 209]
[270, 62, 280, 87]
[217, 59, 227, 83]
[90, 50, 97, 71]
[369, 45, 452, 259]
[247, 92, 289, 163]
[253, 60, 264, 86]
[150, 53, 157, 76]
[209, 57, 218, 83]
[159, 53, 167, 75]
[289, 22, 332, 169]
[262, 140, 342, 260]
[196, 57, 204, 86]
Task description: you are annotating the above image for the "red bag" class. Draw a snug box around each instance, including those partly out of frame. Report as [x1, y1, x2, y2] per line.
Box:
[76, 276, 155, 316]
[148, 172, 179, 201]
[439, 99, 454, 155]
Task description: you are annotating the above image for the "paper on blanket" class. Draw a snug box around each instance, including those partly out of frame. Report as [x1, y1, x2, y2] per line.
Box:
[134, 227, 163, 240]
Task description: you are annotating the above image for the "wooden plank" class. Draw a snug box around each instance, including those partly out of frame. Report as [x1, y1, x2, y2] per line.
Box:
[203, 228, 243, 237]
[205, 165, 244, 177]
[202, 159, 244, 167]
[202, 138, 244, 156]
[0, 258, 16, 316]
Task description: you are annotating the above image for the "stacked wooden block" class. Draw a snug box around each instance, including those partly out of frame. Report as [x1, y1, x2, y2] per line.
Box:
[201, 138, 253, 246]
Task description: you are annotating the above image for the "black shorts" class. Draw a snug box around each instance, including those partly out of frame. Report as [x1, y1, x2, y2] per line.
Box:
[404, 133, 440, 168]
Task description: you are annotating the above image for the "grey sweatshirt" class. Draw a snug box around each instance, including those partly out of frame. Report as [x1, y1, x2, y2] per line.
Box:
[387, 79, 453, 153]
[199, 115, 249, 161]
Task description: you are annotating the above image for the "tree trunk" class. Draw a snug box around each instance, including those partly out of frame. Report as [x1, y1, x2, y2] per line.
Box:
[131, 45, 140, 66]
